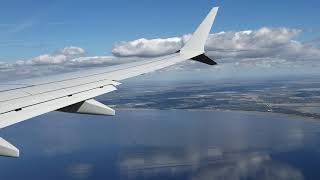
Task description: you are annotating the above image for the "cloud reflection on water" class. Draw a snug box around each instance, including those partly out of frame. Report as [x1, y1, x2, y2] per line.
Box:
[0, 110, 319, 179]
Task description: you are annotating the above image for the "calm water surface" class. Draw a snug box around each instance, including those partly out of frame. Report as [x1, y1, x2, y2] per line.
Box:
[0, 110, 320, 180]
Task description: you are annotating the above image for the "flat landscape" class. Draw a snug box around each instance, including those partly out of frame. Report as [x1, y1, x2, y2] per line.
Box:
[104, 76, 320, 119]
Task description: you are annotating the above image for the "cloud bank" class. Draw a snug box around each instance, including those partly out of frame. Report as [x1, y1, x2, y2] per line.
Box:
[0, 27, 320, 82]
[113, 27, 320, 62]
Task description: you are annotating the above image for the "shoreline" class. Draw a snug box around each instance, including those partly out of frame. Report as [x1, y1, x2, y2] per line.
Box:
[115, 107, 320, 122]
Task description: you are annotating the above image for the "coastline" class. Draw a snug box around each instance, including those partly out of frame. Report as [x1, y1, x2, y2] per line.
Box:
[114, 107, 320, 122]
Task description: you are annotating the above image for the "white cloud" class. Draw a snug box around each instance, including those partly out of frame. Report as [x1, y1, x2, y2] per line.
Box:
[0, 62, 15, 72]
[29, 54, 68, 65]
[206, 28, 320, 63]
[71, 56, 113, 63]
[112, 37, 185, 57]
[70, 56, 117, 67]
[12, 46, 87, 66]
[207, 28, 300, 51]
[60, 46, 86, 56]
[0, 46, 117, 81]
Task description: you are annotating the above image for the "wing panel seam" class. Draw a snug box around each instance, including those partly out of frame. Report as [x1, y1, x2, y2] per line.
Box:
[0, 85, 116, 115]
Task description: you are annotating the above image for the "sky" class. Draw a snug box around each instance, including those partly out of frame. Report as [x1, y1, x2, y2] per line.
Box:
[0, 0, 320, 81]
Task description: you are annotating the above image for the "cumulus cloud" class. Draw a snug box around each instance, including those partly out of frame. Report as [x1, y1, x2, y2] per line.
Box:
[29, 54, 68, 65]
[112, 37, 186, 57]
[9, 46, 87, 66]
[60, 46, 86, 56]
[206, 28, 320, 63]
[0, 46, 121, 81]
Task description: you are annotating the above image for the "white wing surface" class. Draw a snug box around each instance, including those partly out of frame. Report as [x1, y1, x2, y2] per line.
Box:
[0, 7, 219, 157]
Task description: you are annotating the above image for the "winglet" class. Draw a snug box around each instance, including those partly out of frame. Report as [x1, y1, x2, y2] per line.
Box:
[180, 7, 219, 56]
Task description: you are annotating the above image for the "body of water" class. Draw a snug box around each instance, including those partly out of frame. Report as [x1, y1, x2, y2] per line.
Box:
[0, 110, 320, 180]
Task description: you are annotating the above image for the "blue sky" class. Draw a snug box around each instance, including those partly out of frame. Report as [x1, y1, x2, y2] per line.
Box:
[0, 0, 319, 61]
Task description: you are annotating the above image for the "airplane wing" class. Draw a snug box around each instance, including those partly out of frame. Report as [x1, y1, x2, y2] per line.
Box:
[0, 7, 219, 157]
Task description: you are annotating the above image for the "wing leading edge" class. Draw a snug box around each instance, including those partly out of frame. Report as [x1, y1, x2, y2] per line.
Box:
[0, 7, 219, 157]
